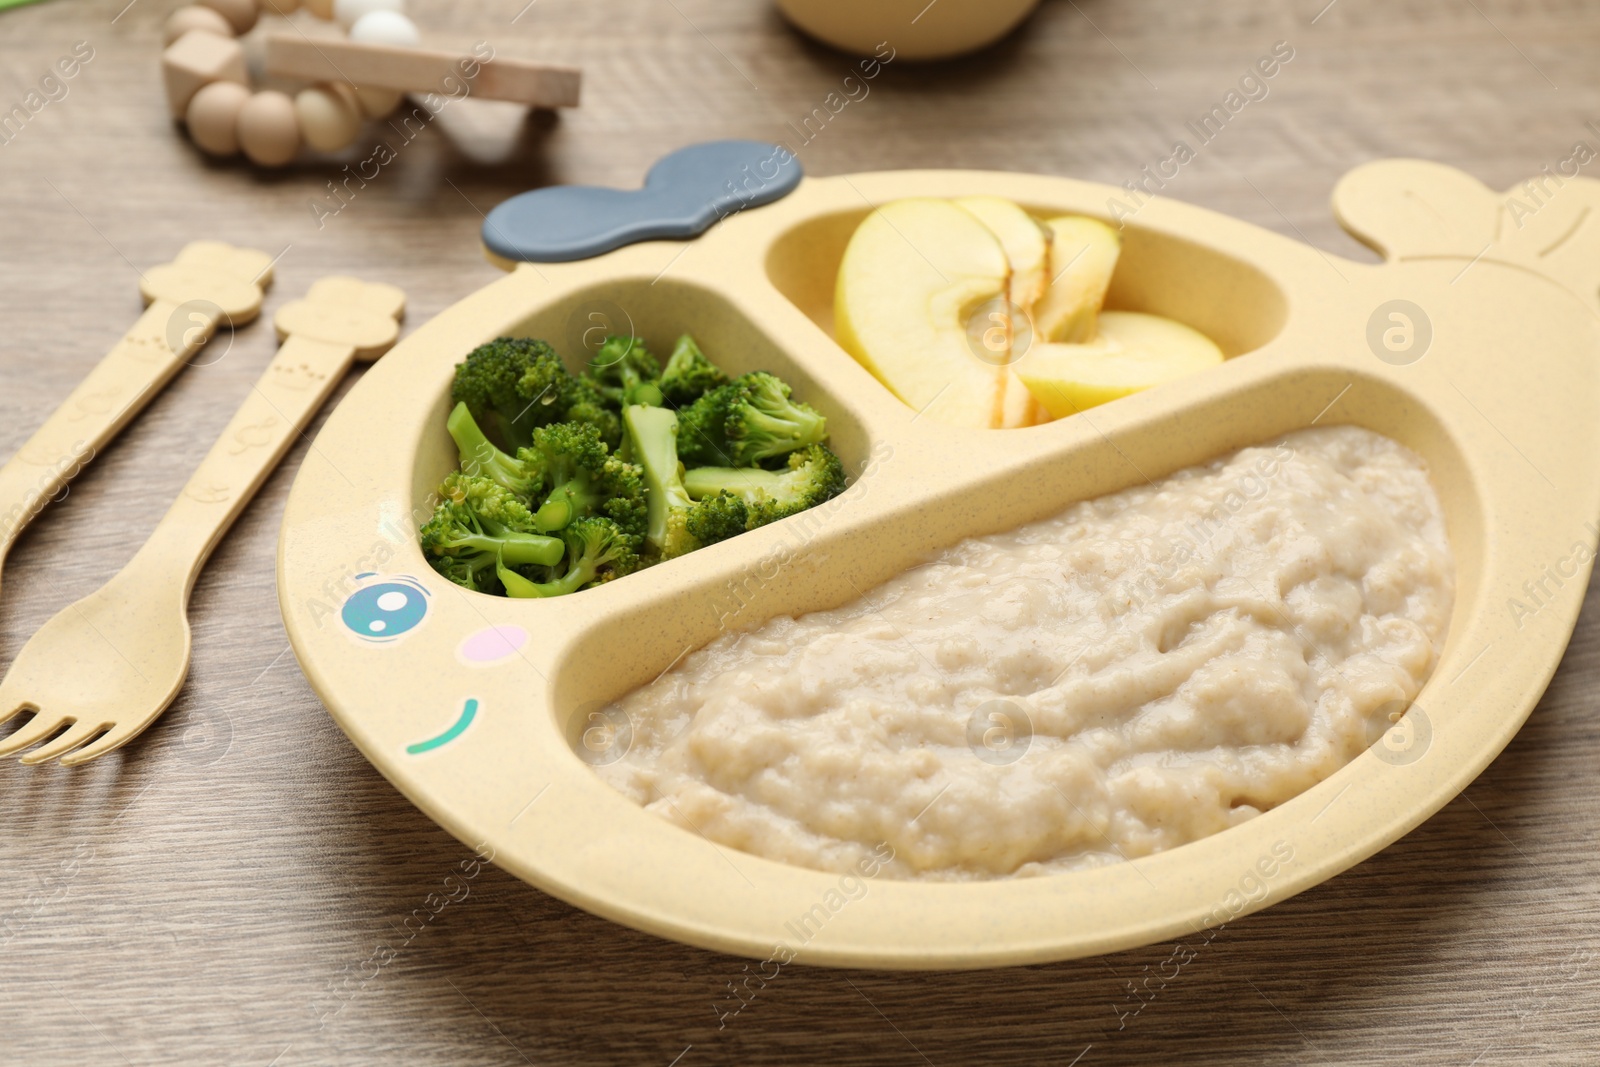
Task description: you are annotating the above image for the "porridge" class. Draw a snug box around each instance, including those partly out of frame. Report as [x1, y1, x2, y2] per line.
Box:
[596, 426, 1454, 880]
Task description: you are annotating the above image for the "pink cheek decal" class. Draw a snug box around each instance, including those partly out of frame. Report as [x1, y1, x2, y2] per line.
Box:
[458, 625, 529, 666]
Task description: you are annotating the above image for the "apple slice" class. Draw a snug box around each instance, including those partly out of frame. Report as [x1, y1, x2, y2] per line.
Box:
[954, 196, 1051, 429]
[1035, 216, 1121, 344]
[954, 196, 1050, 309]
[835, 197, 1011, 428]
[1015, 310, 1224, 418]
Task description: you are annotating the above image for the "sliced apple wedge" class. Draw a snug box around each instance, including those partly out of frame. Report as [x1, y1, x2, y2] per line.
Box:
[1035, 216, 1121, 344]
[953, 196, 1051, 429]
[1016, 310, 1224, 418]
[835, 197, 1011, 428]
[954, 196, 1050, 309]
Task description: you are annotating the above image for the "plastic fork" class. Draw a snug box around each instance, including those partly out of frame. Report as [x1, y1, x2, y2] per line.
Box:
[0, 277, 405, 766]
[0, 242, 273, 605]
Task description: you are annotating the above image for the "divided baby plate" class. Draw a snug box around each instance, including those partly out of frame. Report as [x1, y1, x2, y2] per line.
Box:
[278, 159, 1600, 968]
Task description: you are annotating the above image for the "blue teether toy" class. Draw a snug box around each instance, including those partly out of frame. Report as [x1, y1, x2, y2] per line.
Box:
[482, 140, 804, 263]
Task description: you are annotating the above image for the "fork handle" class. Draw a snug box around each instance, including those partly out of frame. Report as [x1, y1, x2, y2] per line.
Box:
[127, 335, 358, 598]
[0, 298, 223, 557]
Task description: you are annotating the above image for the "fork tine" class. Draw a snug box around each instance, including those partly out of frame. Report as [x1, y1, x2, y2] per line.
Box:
[0, 682, 28, 728]
[0, 712, 71, 759]
[56, 722, 143, 768]
[18, 721, 111, 766]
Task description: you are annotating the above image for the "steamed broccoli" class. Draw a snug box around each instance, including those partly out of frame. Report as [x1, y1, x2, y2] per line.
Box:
[451, 337, 567, 451]
[683, 444, 847, 528]
[428, 333, 847, 597]
[684, 490, 749, 547]
[560, 375, 623, 451]
[623, 403, 695, 558]
[442, 472, 537, 529]
[621, 403, 750, 558]
[453, 336, 631, 452]
[420, 474, 566, 591]
[522, 422, 646, 543]
[446, 402, 541, 498]
[659, 334, 727, 408]
[496, 517, 640, 598]
[586, 335, 663, 408]
[676, 371, 828, 468]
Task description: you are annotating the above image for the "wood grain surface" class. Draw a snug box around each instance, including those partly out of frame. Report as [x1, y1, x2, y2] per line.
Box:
[4, 1, 1600, 1063]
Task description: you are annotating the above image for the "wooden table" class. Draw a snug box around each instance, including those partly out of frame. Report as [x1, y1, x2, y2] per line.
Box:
[4, 1, 1599, 1062]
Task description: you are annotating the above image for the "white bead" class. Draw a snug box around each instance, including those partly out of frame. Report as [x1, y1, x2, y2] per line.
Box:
[333, 0, 403, 28]
[348, 10, 419, 45]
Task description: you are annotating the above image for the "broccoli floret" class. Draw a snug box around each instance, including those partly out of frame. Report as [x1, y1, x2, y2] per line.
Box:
[431, 334, 781, 593]
[673, 387, 736, 467]
[623, 404, 756, 557]
[622, 403, 702, 559]
[427, 552, 492, 593]
[683, 444, 847, 528]
[676, 371, 828, 468]
[522, 422, 646, 544]
[453, 336, 633, 452]
[513, 344, 575, 418]
[420, 476, 566, 591]
[452, 337, 568, 451]
[685, 490, 748, 546]
[441, 471, 539, 531]
[496, 517, 641, 598]
[525, 357, 626, 451]
[446, 402, 541, 499]
[561, 375, 623, 451]
[659, 334, 728, 408]
[586, 335, 663, 408]
[722, 372, 829, 467]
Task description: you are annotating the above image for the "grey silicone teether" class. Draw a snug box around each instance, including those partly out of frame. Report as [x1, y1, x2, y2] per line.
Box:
[482, 140, 804, 263]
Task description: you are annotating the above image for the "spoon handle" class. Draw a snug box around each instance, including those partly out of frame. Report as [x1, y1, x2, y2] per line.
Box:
[0, 242, 273, 564]
[127, 276, 406, 597]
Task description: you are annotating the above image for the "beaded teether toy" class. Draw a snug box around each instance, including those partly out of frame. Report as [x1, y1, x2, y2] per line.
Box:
[161, 0, 581, 167]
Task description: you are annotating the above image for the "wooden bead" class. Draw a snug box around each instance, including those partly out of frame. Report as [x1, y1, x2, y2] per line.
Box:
[196, 0, 259, 34]
[163, 5, 234, 46]
[237, 90, 300, 166]
[260, 0, 301, 12]
[303, 0, 336, 18]
[162, 30, 248, 119]
[186, 80, 252, 156]
[353, 86, 402, 119]
[294, 83, 362, 152]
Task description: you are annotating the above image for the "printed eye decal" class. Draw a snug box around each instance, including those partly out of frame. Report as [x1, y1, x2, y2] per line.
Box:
[341, 576, 431, 643]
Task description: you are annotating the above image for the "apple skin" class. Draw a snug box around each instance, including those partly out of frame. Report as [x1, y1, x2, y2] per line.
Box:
[1016, 310, 1224, 418]
[835, 197, 1012, 428]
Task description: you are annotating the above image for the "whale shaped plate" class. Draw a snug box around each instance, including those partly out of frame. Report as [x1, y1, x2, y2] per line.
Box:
[278, 160, 1600, 968]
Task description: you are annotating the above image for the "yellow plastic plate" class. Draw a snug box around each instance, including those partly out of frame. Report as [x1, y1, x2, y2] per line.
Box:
[278, 161, 1600, 968]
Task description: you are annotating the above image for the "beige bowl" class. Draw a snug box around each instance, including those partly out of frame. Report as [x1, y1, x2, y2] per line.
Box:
[776, 0, 1042, 60]
[278, 161, 1600, 968]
